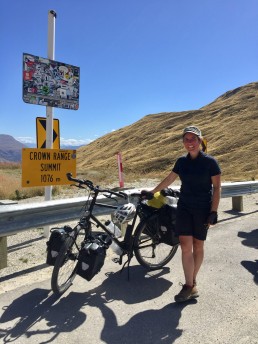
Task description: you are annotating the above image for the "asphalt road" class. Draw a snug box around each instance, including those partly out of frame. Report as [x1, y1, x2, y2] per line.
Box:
[0, 212, 257, 344]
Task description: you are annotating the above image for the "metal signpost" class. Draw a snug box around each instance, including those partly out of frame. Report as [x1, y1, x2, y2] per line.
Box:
[45, 10, 56, 201]
[22, 10, 80, 236]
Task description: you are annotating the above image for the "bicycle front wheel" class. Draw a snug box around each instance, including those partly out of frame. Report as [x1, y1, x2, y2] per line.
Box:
[134, 218, 178, 270]
[51, 236, 79, 295]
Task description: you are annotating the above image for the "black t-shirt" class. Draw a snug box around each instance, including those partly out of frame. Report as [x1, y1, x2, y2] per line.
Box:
[172, 151, 221, 209]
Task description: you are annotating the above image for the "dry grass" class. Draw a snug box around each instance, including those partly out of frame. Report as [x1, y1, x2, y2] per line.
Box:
[0, 163, 60, 200]
[1, 82, 258, 197]
[76, 82, 258, 184]
[0, 162, 21, 170]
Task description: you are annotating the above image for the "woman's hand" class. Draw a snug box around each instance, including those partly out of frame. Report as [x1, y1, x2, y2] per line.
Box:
[206, 211, 218, 228]
[140, 190, 154, 200]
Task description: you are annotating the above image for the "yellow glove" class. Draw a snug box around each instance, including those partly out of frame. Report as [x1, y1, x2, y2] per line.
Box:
[147, 191, 167, 208]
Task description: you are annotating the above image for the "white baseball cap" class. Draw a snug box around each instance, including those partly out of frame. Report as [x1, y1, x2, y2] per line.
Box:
[183, 126, 202, 137]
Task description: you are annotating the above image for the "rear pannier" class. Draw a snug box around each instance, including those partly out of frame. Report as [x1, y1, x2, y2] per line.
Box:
[76, 233, 111, 281]
[46, 226, 73, 265]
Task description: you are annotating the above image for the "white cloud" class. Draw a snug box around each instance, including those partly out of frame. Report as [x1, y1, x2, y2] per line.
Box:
[16, 136, 35, 144]
[16, 136, 92, 147]
[60, 137, 92, 147]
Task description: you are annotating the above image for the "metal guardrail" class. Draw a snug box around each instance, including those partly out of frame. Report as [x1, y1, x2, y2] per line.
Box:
[1, 181, 258, 238]
[0, 181, 257, 269]
[0, 194, 129, 237]
[221, 181, 258, 197]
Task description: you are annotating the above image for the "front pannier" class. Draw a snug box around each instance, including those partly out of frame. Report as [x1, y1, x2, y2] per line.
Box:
[158, 205, 179, 246]
[76, 233, 111, 281]
[46, 226, 73, 265]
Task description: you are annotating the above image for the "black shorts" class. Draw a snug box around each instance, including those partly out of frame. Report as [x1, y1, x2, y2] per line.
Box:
[175, 203, 210, 241]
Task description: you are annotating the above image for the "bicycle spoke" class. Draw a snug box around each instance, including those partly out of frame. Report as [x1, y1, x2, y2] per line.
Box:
[51, 237, 79, 294]
[134, 219, 178, 270]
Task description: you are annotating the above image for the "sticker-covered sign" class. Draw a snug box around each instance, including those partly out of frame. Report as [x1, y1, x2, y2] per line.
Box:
[22, 148, 76, 187]
[22, 53, 80, 110]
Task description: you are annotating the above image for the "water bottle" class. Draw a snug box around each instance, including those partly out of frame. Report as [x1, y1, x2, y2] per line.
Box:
[105, 220, 123, 255]
[105, 220, 121, 238]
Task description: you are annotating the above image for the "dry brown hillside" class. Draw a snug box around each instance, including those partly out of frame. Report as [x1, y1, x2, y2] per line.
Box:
[77, 82, 258, 183]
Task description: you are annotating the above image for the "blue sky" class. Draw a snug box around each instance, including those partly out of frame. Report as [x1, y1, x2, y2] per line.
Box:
[1, 0, 258, 146]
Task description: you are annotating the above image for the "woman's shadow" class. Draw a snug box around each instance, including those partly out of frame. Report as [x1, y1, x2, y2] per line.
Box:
[238, 228, 258, 285]
[0, 265, 193, 343]
[86, 265, 196, 344]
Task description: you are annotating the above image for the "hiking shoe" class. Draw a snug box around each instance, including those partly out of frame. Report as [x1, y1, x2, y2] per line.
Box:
[174, 284, 199, 303]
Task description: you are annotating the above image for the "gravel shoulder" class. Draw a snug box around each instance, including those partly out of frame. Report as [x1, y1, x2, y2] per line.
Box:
[0, 183, 257, 294]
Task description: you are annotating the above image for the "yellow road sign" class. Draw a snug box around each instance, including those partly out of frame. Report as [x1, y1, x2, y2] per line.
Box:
[36, 117, 60, 149]
[22, 148, 76, 187]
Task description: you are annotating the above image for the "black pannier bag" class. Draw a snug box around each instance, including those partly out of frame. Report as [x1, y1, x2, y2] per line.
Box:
[76, 233, 111, 281]
[158, 205, 179, 246]
[46, 226, 72, 265]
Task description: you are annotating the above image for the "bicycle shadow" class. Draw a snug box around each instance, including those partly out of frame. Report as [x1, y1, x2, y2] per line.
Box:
[100, 264, 173, 304]
[81, 265, 193, 344]
[0, 265, 189, 343]
[238, 228, 258, 285]
[0, 289, 86, 343]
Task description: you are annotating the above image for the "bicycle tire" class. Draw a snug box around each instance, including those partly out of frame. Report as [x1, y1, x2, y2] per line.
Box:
[134, 216, 179, 270]
[51, 236, 79, 294]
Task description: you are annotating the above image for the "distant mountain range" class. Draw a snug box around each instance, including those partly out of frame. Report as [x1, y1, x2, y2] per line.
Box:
[0, 134, 80, 162]
[0, 135, 27, 162]
[23, 142, 81, 150]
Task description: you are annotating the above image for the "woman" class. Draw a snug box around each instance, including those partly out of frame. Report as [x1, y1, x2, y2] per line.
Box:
[150, 126, 221, 302]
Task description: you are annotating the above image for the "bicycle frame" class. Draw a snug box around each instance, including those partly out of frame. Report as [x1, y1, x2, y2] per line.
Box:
[50, 173, 179, 294]
[66, 183, 127, 248]
[66, 172, 178, 262]
[74, 191, 145, 269]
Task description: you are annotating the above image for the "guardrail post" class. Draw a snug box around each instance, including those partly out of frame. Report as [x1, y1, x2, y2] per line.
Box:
[0, 236, 7, 269]
[232, 196, 243, 212]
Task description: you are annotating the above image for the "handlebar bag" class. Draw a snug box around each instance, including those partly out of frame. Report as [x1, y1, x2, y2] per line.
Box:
[158, 205, 179, 246]
[46, 226, 72, 265]
[139, 202, 158, 219]
[76, 236, 107, 281]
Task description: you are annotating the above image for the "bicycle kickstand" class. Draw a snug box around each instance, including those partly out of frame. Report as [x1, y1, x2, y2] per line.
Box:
[119, 252, 133, 281]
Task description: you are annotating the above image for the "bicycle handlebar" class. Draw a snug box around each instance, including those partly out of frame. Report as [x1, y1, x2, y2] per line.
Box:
[66, 173, 127, 199]
[67, 173, 93, 188]
[130, 192, 154, 201]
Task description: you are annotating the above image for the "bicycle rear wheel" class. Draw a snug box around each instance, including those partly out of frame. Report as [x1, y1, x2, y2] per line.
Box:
[51, 236, 79, 294]
[134, 217, 178, 270]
